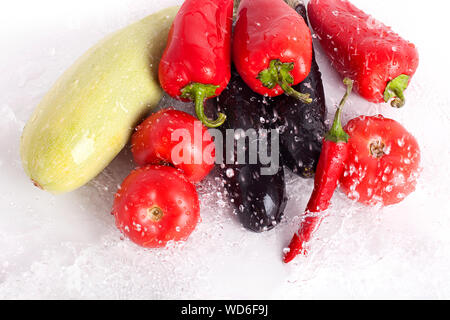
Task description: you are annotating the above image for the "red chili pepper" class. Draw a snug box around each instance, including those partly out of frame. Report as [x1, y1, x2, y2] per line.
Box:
[283, 78, 353, 263]
[232, 0, 313, 103]
[308, 0, 419, 108]
[158, 0, 234, 128]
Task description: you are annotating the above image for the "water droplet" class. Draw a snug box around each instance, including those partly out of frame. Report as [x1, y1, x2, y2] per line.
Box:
[226, 168, 235, 178]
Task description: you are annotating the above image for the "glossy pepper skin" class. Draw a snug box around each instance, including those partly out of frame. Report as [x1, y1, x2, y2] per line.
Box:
[215, 69, 287, 233]
[284, 79, 353, 263]
[233, 0, 313, 102]
[273, 0, 326, 178]
[159, 0, 234, 127]
[308, 0, 419, 108]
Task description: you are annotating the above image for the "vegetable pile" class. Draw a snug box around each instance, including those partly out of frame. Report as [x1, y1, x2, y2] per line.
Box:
[21, 0, 422, 261]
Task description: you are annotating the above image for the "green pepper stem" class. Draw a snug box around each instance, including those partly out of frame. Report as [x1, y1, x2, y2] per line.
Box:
[181, 83, 227, 128]
[325, 78, 353, 143]
[193, 90, 227, 128]
[279, 79, 313, 104]
[383, 74, 410, 108]
[258, 59, 312, 104]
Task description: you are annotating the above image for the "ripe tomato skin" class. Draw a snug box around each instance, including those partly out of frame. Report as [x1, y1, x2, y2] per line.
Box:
[112, 165, 200, 248]
[339, 115, 420, 207]
[131, 109, 215, 183]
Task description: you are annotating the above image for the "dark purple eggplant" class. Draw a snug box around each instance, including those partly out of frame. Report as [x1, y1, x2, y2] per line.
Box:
[274, 0, 327, 178]
[214, 69, 287, 233]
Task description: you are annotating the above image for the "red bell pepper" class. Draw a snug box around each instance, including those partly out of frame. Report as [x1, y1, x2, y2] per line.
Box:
[284, 78, 353, 263]
[308, 0, 419, 108]
[233, 0, 313, 103]
[159, 0, 234, 128]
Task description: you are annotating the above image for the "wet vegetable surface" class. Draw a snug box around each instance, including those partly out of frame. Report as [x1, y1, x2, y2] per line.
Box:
[112, 165, 200, 248]
[131, 109, 215, 183]
[272, 1, 327, 178]
[233, 0, 313, 101]
[308, 0, 419, 107]
[159, 0, 234, 127]
[214, 69, 287, 232]
[340, 115, 421, 207]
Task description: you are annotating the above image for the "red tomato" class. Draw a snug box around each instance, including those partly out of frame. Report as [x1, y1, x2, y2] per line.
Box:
[339, 115, 421, 206]
[131, 109, 215, 183]
[112, 165, 200, 248]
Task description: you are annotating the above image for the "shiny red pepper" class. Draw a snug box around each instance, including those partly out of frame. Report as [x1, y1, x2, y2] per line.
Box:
[308, 0, 419, 108]
[159, 0, 234, 128]
[233, 0, 313, 103]
[283, 78, 353, 263]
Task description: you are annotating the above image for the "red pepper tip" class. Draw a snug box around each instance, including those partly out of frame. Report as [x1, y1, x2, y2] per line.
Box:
[283, 233, 303, 263]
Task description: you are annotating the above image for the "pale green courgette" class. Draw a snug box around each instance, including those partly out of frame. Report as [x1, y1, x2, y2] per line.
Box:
[20, 6, 179, 194]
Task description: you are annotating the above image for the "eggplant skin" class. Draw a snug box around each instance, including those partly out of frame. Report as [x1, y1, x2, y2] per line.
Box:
[223, 164, 287, 232]
[214, 69, 287, 233]
[274, 59, 326, 178]
[273, 1, 327, 178]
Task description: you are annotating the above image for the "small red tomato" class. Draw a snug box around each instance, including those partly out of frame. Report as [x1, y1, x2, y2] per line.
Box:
[131, 109, 215, 183]
[339, 115, 420, 206]
[112, 165, 200, 248]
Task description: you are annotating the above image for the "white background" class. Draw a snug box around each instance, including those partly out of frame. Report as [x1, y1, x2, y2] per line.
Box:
[1, 0, 449, 299]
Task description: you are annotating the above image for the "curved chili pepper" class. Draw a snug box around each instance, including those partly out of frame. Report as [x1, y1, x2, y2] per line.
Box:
[283, 78, 353, 263]
[308, 0, 419, 108]
[232, 0, 313, 103]
[158, 0, 234, 128]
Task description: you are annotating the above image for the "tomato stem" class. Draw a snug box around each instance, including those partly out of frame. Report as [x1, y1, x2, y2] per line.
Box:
[325, 78, 353, 143]
[181, 83, 227, 128]
[148, 206, 164, 222]
[370, 140, 386, 158]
